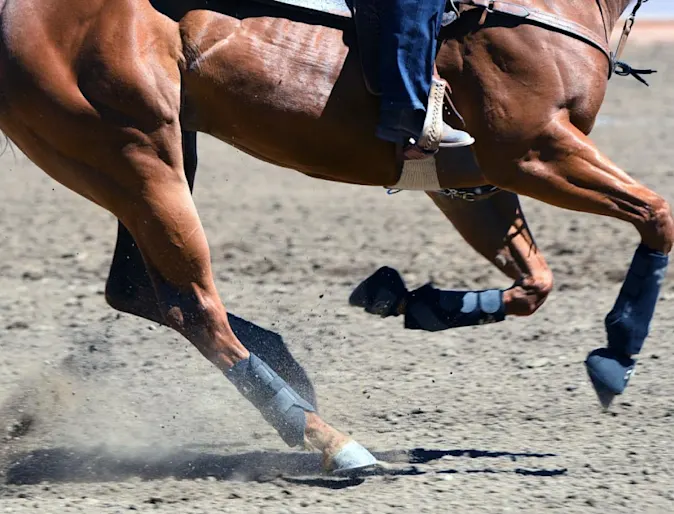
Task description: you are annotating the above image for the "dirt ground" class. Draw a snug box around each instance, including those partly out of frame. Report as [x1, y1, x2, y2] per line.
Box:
[1, 31, 673, 514]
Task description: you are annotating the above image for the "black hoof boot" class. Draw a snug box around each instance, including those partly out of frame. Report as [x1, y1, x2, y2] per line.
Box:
[349, 266, 408, 317]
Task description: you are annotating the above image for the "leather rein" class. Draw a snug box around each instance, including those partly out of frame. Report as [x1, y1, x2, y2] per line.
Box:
[448, 0, 654, 84]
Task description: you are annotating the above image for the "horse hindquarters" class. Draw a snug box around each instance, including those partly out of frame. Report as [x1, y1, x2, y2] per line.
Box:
[0, 0, 379, 468]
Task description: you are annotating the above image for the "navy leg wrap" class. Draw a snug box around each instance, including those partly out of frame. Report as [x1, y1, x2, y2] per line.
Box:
[225, 353, 316, 447]
[605, 243, 668, 356]
[585, 244, 668, 407]
[404, 284, 506, 331]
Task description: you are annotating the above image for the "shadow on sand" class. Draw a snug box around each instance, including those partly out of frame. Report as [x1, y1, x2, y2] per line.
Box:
[5, 446, 567, 488]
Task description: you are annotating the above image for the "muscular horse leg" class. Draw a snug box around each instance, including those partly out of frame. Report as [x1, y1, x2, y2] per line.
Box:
[349, 189, 552, 331]
[427, 190, 553, 317]
[479, 117, 673, 407]
[105, 130, 317, 407]
[96, 131, 374, 472]
[6, 115, 366, 468]
[105, 131, 197, 324]
[0, 0, 374, 474]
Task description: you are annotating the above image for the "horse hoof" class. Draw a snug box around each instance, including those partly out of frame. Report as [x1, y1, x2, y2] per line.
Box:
[348, 266, 407, 317]
[585, 348, 636, 410]
[328, 440, 380, 476]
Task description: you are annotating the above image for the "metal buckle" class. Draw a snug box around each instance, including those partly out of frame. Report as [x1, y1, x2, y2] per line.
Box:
[439, 188, 477, 201]
[385, 185, 500, 201]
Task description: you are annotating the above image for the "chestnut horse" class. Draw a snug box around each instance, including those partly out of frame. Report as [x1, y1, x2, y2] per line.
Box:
[0, 0, 667, 474]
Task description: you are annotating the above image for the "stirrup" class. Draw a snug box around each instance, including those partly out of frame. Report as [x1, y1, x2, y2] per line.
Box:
[417, 77, 474, 152]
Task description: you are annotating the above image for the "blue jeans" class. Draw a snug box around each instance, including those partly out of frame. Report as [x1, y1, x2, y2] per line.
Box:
[375, 0, 447, 144]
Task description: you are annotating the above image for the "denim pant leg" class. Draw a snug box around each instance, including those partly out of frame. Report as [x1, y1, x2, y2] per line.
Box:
[376, 0, 447, 144]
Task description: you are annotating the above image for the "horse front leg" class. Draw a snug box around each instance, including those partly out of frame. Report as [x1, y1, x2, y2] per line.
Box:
[105, 130, 318, 408]
[349, 190, 553, 326]
[99, 124, 377, 475]
[477, 117, 673, 409]
[427, 190, 553, 318]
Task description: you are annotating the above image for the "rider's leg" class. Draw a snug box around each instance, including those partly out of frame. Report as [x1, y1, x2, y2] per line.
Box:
[376, 0, 474, 153]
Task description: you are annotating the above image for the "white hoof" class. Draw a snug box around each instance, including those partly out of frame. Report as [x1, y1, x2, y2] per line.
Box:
[329, 440, 380, 476]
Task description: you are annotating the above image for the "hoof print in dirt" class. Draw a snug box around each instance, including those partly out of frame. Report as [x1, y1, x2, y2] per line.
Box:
[349, 266, 408, 317]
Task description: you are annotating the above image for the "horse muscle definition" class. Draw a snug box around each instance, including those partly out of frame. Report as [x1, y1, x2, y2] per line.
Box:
[0, 0, 668, 473]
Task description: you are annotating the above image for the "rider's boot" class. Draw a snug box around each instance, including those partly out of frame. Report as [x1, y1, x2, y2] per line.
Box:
[379, 75, 475, 161]
[407, 72, 475, 159]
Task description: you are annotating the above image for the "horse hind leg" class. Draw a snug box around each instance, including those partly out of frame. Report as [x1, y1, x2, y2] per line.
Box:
[478, 117, 673, 409]
[107, 133, 377, 473]
[104, 131, 319, 407]
[1, 51, 375, 476]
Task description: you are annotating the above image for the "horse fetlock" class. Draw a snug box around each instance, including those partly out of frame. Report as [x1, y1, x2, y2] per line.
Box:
[304, 412, 377, 474]
[304, 413, 351, 457]
[326, 440, 380, 475]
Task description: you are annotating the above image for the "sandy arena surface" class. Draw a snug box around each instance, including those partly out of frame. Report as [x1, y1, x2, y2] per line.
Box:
[0, 25, 673, 514]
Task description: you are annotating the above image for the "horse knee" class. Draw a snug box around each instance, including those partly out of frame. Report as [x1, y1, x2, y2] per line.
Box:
[504, 271, 554, 317]
[160, 287, 217, 336]
[638, 195, 674, 254]
[523, 273, 553, 315]
[156, 285, 245, 363]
